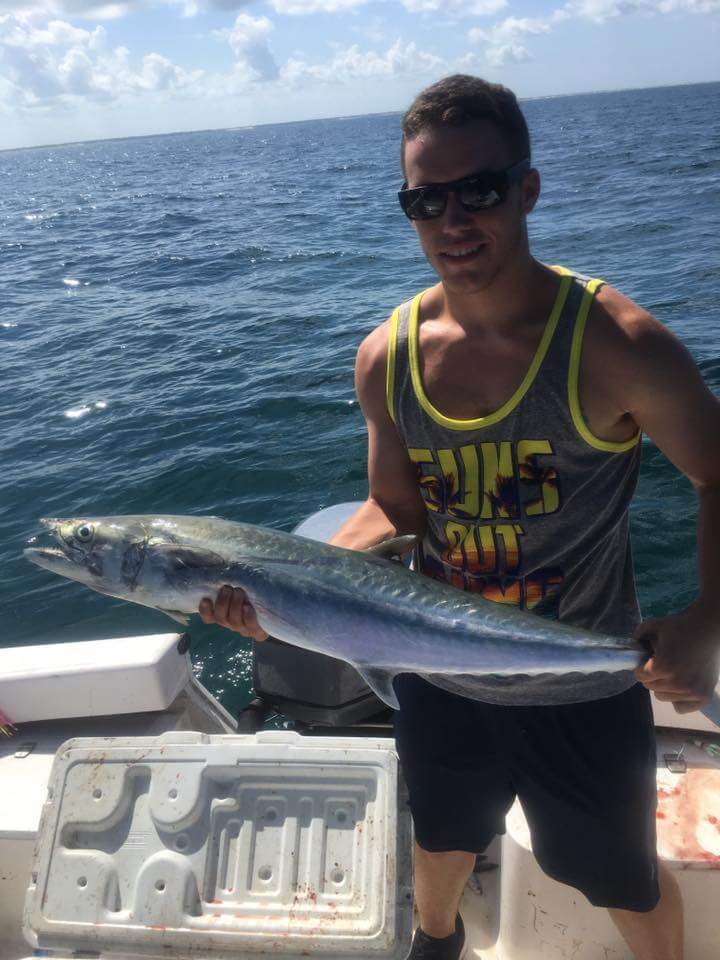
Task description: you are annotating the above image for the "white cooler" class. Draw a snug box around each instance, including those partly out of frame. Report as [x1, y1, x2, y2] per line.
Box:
[23, 731, 414, 960]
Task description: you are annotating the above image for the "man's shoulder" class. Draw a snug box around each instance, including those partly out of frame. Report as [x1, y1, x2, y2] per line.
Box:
[588, 280, 676, 367]
[583, 280, 699, 425]
[593, 282, 667, 340]
[354, 315, 395, 416]
[357, 317, 391, 372]
[356, 287, 432, 374]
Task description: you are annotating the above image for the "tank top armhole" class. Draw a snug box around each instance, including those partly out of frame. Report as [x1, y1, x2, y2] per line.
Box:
[385, 305, 401, 424]
[568, 278, 642, 454]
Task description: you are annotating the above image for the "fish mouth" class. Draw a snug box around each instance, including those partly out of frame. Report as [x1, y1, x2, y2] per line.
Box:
[24, 520, 87, 578]
[24, 544, 78, 576]
[26, 546, 65, 561]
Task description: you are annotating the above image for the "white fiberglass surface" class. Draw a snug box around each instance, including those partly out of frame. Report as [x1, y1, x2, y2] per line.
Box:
[26, 733, 413, 959]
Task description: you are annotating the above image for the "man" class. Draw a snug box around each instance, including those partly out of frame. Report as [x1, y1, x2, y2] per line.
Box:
[200, 76, 720, 960]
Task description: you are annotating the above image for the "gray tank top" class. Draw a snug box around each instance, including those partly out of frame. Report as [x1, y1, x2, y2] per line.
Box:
[387, 267, 642, 705]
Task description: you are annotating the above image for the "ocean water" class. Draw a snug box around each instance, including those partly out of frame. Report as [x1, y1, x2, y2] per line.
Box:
[2, 82, 719, 718]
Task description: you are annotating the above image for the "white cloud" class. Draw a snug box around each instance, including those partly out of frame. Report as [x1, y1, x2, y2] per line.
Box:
[560, 0, 720, 20]
[470, 15, 550, 65]
[465, 0, 720, 66]
[659, 0, 720, 9]
[269, 0, 369, 12]
[0, 13, 105, 46]
[403, 0, 507, 13]
[224, 12, 278, 79]
[280, 38, 443, 85]
[0, 0, 142, 20]
[0, 12, 200, 106]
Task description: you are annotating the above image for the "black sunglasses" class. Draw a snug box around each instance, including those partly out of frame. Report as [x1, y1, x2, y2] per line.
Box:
[398, 158, 531, 221]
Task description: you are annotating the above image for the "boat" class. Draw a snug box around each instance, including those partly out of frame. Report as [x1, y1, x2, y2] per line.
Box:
[1, 503, 718, 960]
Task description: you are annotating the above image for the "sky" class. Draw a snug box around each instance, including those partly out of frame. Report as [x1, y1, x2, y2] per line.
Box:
[1, 0, 718, 150]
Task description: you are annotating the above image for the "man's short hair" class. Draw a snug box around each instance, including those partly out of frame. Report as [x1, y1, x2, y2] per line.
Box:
[400, 75, 530, 175]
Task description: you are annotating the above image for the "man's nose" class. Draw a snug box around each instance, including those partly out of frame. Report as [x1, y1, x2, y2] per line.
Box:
[442, 191, 474, 230]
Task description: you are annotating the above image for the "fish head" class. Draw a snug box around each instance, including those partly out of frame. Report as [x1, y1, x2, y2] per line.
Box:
[25, 517, 159, 599]
[25, 516, 151, 590]
[25, 516, 229, 613]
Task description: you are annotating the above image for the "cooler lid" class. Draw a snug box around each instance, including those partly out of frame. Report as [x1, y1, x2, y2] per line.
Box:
[24, 731, 413, 960]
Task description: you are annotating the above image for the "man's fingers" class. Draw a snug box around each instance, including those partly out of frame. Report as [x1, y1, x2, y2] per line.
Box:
[198, 586, 268, 640]
[673, 699, 708, 714]
[241, 601, 269, 642]
[241, 600, 260, 632]
[634, 658, 674, 683]
[198, 598, 215, 624]
[653, 690, 700, 702]
[639, 675, 692, 693]
[633, 618, 662, 655]
[213, 585, 234, 626]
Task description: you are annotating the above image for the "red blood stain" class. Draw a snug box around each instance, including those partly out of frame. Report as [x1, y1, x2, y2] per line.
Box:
[656, 811, 666, 819]
[708, 815, 718, 825]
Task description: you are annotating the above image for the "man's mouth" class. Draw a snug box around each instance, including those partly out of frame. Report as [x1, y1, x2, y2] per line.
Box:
[439, 243, 486, 262]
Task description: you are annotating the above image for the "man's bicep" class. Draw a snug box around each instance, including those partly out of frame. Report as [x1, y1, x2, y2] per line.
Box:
[626, 321, 720, 487]
[355, 325, 426, 533]
[367, 416, 424, 514]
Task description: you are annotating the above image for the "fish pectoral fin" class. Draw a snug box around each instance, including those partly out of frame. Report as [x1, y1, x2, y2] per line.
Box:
[365, 535, 417, 561]
[151, 544, 227, 570]
[160, 608, 191, 626]
[357, 666, 400, 710]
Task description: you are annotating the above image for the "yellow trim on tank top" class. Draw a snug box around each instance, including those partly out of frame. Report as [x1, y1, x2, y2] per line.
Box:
[385, 305, 401, 423]
[568, 277, 641, 453]
[407, 274, 572, 432]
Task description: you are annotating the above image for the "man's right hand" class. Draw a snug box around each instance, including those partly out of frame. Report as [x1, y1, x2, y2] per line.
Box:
[199, 585, 269, 641]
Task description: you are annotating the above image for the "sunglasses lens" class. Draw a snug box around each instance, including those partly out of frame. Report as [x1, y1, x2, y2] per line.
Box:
[401, 187, 446, 220]
[399, 166, 519, 220]
[459, 180, 501, 211]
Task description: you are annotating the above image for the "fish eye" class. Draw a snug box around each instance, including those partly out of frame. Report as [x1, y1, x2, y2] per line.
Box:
[75, 523, 94, 542]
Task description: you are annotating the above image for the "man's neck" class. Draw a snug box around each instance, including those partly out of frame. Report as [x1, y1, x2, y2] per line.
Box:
[438, 257, 556, 336]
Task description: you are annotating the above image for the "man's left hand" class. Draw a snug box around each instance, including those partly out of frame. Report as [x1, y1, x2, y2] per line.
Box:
[634, 601, 720, 713]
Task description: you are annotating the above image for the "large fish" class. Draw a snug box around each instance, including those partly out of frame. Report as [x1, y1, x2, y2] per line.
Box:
[24, 514, 720, 724]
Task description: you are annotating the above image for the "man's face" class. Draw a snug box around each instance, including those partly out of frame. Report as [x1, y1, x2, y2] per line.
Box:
[402, 119, 539, 295]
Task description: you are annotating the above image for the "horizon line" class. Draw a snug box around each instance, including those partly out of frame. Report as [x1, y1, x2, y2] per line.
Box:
[2, 77, 718, 156]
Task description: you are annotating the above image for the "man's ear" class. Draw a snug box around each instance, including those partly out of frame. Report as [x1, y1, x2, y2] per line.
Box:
[522, 168, 541, 215]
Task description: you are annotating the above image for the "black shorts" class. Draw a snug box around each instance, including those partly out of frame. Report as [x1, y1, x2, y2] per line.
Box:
[394, 674, 659, 912]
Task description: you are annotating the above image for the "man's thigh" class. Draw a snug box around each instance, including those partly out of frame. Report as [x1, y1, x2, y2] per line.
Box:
[393, 673, 515, 853]
[394, 675, 659, 911]
[506, 684, 659, 912]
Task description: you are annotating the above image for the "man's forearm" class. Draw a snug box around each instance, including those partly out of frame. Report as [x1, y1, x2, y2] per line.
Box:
[695, 482, 720, 615]
[329, 497, 424, 550]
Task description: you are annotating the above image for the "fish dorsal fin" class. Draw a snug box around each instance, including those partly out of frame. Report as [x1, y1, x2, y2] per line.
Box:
[357, 666, 400, 710]
[365, 535, 417, 560]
